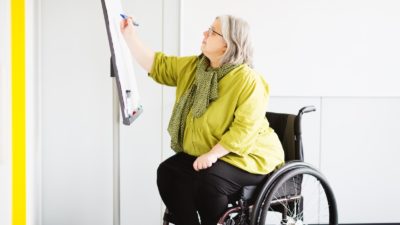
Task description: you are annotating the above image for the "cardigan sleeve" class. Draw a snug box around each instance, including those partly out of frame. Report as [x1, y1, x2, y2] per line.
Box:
[148, 52, 198, 87]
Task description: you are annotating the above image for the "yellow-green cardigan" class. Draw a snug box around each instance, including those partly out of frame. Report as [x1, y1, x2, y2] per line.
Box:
[149, 52, 284, 174]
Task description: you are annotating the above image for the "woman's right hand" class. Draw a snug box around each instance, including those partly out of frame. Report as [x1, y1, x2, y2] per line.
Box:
[120, 16, 136, 39]
[118, 15, 155, 73]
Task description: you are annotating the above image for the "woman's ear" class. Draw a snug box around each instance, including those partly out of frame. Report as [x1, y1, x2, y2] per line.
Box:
[222, 44, 227, 53]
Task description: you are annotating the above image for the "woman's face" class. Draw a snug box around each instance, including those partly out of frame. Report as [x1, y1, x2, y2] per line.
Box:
[201, 19, 227, 60]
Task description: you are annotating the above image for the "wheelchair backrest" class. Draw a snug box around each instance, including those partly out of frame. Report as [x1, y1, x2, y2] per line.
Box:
[265, 112, 303, 162]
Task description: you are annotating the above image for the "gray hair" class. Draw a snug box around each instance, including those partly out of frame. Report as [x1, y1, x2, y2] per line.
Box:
[218, 15, 254, 68]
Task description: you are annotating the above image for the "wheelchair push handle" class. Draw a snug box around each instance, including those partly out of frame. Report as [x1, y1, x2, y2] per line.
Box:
[295, 105, 316, 136]
[299, 105, 316, 115]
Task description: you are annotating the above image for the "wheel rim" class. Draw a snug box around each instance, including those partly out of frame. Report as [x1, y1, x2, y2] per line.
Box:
[257, 168, 337, 225]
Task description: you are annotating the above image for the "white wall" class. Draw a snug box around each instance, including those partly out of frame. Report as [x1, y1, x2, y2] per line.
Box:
[0, 0, 12, 224]
[321, 98, 400, 223]
[119, 0, 163, 224]
[39, 0, 164, 224]
[27, 0, 40, 224]
[37, 0, 400, 224]
[39, 0, 113, 224]
[181, 0, 400, 97]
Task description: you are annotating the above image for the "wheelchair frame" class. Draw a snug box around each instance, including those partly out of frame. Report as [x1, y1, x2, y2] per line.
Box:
[163, 106, 338, 225]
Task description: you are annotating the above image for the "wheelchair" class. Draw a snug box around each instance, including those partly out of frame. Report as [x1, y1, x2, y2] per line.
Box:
[163, 106, 338, 225]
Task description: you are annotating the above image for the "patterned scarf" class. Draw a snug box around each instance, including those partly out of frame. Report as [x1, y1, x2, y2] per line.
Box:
[168, 55, 239, 152]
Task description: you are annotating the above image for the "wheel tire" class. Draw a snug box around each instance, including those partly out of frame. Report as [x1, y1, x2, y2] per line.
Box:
[255, 167, 338, 225]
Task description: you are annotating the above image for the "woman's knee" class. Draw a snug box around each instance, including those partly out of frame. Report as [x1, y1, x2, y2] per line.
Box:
[157, 161, 169, 181]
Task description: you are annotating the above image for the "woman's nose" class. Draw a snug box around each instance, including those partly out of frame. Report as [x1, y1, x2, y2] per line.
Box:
[203, 30, 208, 37]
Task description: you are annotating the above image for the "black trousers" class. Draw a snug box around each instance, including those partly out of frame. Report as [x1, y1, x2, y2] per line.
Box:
[157, 153, 267, 225]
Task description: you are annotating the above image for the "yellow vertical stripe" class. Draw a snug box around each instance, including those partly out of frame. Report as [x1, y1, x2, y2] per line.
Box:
[11, 0, 26, 224]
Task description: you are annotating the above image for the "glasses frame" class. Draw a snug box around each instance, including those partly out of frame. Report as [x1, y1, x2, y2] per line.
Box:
[208, 27, 223, 37]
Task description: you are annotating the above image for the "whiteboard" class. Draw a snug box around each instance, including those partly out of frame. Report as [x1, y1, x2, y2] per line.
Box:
[181, 0, 400, 97]
[101, 0, 142, 125]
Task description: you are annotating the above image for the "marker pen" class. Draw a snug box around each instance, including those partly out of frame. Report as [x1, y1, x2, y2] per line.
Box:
[120, 14, 139, 26]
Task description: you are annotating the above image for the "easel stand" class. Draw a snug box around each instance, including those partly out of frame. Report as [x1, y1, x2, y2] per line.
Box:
[110, 55, 143, 225]
[110, 57, 120, 225]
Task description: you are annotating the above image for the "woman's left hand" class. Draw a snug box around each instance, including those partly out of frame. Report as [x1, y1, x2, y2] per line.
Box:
[193, 143, 230, 171]
[193, 152, 218, 171]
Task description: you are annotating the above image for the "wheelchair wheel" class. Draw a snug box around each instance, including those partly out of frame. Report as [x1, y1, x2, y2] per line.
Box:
[255, 167, 337, 225]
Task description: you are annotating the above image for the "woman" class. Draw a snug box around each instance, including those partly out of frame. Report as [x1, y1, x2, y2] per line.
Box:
[121, 15, 284, 225]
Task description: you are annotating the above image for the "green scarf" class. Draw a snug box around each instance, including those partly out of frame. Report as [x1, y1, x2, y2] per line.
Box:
[168, 55, 239, 152]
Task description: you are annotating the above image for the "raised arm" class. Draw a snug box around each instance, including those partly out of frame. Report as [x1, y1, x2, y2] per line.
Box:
[120, 16, 154, 73]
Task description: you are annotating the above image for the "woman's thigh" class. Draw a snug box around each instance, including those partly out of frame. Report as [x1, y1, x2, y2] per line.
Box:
[158, 153, 197, 177]
[197, 159, 267, 196]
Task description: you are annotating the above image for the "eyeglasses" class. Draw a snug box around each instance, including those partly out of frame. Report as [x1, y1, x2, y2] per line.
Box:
[207, 27, 223, 37]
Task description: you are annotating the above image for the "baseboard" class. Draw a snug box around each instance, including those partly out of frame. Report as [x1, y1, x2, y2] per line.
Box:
[340, 224, 400, 225]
